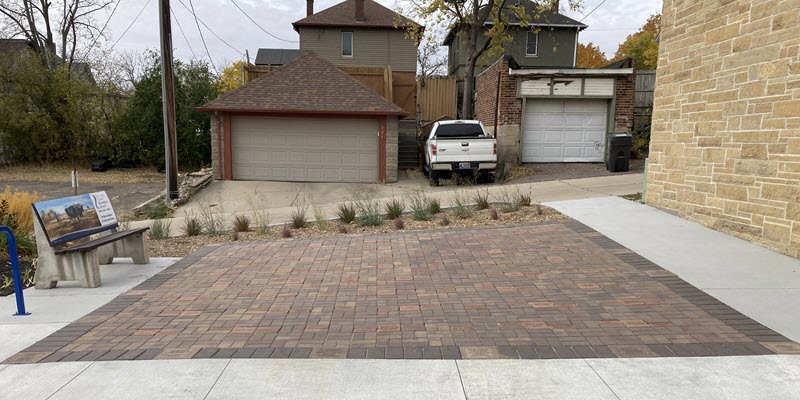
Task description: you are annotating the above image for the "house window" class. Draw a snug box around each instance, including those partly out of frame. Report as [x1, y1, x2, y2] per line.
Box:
[526, 31, 538, 56]
[341, 31, 353, 57]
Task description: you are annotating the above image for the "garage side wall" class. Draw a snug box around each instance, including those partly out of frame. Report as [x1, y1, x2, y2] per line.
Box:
[614, 72, 636, 132]
[210, 113, 224, 180]
[475, 57, 522, 167]
[646, 0, 800, 259]
[386, 116, 399, 183]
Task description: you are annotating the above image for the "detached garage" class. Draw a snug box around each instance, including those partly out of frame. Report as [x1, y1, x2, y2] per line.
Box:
[199, 51, 406, 183]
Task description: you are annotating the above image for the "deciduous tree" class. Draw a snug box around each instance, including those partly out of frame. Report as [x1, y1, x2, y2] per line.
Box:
[575, 42, 607, 68]
[217, 60, 245, 93]
[399, 0, 582, 118]
[613, 14, 660, 70]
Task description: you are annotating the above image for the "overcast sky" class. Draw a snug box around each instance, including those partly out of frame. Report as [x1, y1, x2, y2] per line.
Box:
[104, 0, 663, 67]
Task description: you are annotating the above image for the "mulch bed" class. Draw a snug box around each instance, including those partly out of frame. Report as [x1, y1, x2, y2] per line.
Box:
[0, 255, 34, 297]
[149, 206, 566, 257]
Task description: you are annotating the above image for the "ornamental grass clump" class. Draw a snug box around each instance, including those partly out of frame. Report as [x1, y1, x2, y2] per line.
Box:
[291, 205, 307, 229]
[393, 217, 405, 230]
[451, 191, 473, 220]
[336, 203, 356, 223]
[149, 219, 171, 240]
[355, 198, 383, 227]
[281, 223, 292, 238]
[182, 216, 202, 237]
[232, 214, 251, 232]
[408, 191, 431, 221]
[472, 190, 490, 210]
[384, 198, 404, 220]
[313, 206, 327, 230]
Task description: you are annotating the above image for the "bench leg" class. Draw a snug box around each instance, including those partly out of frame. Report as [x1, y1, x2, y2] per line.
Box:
[97, 231, 150, 265]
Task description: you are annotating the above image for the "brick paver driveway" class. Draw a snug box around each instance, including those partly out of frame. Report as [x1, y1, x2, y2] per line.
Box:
[7, 220, 799, 363]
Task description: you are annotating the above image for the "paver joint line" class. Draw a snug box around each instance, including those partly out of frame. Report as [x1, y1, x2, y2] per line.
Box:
[5, 220, 797, 364]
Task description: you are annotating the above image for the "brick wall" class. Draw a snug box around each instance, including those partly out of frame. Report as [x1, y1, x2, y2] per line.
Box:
[614, 73, 636, 131]
[646, 0, 800, 258]
[210, 113, 223, 180]
[475, 59, 501, 125]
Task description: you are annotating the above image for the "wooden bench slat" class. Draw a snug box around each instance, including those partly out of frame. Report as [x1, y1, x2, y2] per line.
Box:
[55, 227, 150, 255]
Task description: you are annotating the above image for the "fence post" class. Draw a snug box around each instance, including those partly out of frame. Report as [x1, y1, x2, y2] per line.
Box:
[0, 226, 30, 316]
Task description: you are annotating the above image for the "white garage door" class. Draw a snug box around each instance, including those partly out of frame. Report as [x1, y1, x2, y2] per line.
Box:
[522, 99, 608, 162]
[231, 116, 378, 182]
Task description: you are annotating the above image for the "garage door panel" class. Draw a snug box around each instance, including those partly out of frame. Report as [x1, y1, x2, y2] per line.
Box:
[231, 116, 378, 182]
[523, 99, 608, 163]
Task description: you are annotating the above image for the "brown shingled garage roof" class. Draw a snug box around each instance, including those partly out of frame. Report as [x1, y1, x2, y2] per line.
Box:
[293, 0, 419, 30]
[197, 51, 407, 116]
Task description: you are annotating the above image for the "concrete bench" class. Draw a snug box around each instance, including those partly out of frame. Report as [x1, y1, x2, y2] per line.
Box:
[31, 191, 150, 289]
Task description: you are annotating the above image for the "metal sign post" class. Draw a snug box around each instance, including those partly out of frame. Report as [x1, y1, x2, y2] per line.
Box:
[0, 226, 30, 316]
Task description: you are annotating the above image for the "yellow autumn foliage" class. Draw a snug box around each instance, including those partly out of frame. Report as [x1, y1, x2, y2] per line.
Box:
[0, 186, 43, 234]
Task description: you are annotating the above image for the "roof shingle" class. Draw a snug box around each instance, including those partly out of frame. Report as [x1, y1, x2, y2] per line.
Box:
[293, 0, 418, 30]
[198, 51, 406, 116]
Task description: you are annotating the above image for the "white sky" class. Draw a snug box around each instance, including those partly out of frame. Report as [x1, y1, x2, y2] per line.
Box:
[104, 0, 663, 67]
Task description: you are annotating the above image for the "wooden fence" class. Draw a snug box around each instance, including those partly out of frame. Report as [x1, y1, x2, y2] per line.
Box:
[417, 77, 457, 123]
[634, 70, 656, 131]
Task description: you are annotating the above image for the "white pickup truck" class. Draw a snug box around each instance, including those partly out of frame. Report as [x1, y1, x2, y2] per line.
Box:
[422, 120, 497, 185]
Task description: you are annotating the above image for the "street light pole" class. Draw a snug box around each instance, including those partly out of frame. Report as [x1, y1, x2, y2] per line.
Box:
[159, 0, 179, 202]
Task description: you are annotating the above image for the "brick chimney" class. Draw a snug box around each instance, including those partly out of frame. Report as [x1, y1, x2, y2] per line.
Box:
[306, 0, 313, 17]
[355, 0, 365, 21]
[551, 0, 560, 12]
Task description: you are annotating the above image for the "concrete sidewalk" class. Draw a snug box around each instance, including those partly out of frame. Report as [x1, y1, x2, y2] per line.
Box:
[1, 356, 799, 399]
[132, 173, 644, 236]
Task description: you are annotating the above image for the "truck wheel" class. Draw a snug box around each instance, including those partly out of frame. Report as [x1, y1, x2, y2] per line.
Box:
[429, 171, 439, 186]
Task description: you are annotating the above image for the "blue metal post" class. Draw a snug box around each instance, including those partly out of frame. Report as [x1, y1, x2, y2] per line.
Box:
[0, 226, 30, 316]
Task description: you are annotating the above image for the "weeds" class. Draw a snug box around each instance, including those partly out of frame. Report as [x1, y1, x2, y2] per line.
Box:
[451, 191, 473, 220]
[143, 201, 172, 220]
[149, 219, 171, 240]
[393, 217, 405, 230]
[232, 214, 251, 232]
[490, 208, 499, 220]
[438, 216, 451, 226]
[281, 224, 292, 238]
[472, 190, 490, 210]
[385, 198, 404, 220]
[291, 205, 308, 229]
[182, 216, 202, 237]
[336, 203, 356, 223]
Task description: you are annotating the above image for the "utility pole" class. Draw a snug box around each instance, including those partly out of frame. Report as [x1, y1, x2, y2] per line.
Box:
[159, 0, 179, 202]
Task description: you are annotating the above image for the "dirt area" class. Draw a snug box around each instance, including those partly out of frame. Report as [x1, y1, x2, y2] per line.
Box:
[149, 205, 566, 257]
[505, 159, 646, 184]
[1, 164, 165, 218]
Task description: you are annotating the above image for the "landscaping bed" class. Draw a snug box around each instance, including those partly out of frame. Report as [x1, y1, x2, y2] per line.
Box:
[149, 205, 566, 257]
[0, 256, 35, 297]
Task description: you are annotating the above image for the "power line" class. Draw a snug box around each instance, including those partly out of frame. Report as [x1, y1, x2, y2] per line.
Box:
[83, 0, 123, 58]
[229, 0, 298, 43]
[171, 7, 197, 59]
[580, 0, 609, 22]
[110, 0, 152, 50]
[175, 0, 245, 57]
[187, 0, 218, 74]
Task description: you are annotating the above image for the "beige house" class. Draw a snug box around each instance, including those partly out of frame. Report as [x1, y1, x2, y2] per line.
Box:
[294, 0, 419, 72]
[647, 0, 800, 258]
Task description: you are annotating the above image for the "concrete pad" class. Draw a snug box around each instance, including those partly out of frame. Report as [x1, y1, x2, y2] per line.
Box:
[49, 359, 230, 400]
[457, 359, 618, 400]
[23, 258, 178, 296]
[0, 293, 118, 324]
[548, 197, 800, 341]
[0, 362, 91, 400]
[0, 323, 66, 361]
[205, 359, 466, 400]
[588, 355, 800, 400]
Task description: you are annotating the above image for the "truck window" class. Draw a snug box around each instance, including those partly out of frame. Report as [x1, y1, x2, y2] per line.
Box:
[434, 124, 485, 138]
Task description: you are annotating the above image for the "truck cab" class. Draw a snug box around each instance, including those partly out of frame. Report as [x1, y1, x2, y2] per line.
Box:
[423, 120, 497, 185]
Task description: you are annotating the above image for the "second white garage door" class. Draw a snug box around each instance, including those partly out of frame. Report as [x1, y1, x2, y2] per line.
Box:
[522, 99, 608, 162]
[231, 116, 378, 182]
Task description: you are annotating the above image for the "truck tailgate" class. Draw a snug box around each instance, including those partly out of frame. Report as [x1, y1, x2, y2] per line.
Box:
[433, 139, 495, 162]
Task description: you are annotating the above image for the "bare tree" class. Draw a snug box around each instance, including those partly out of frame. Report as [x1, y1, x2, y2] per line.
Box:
[418, 38, 447, 78]
[0, 0, 114, 69]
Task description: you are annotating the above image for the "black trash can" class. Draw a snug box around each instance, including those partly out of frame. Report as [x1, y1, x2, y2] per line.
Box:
[606, 132, 632, 172]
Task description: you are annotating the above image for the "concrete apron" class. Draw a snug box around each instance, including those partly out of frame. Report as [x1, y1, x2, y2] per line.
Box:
[130, 173, 644, 237]
[1, 356, 799, 399]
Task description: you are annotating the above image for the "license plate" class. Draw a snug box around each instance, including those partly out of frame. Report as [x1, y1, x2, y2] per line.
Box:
[459, 162, 471, 169]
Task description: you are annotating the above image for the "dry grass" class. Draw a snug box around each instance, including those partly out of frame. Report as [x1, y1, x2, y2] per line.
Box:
[0, 186, 43, 234]
[503, 165, 537, 182]
[0, 164, 164, 184]
[148, 206, 567, 257]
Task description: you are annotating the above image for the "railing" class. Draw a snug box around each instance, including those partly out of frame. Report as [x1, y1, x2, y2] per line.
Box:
[1, 226, 30, 316]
